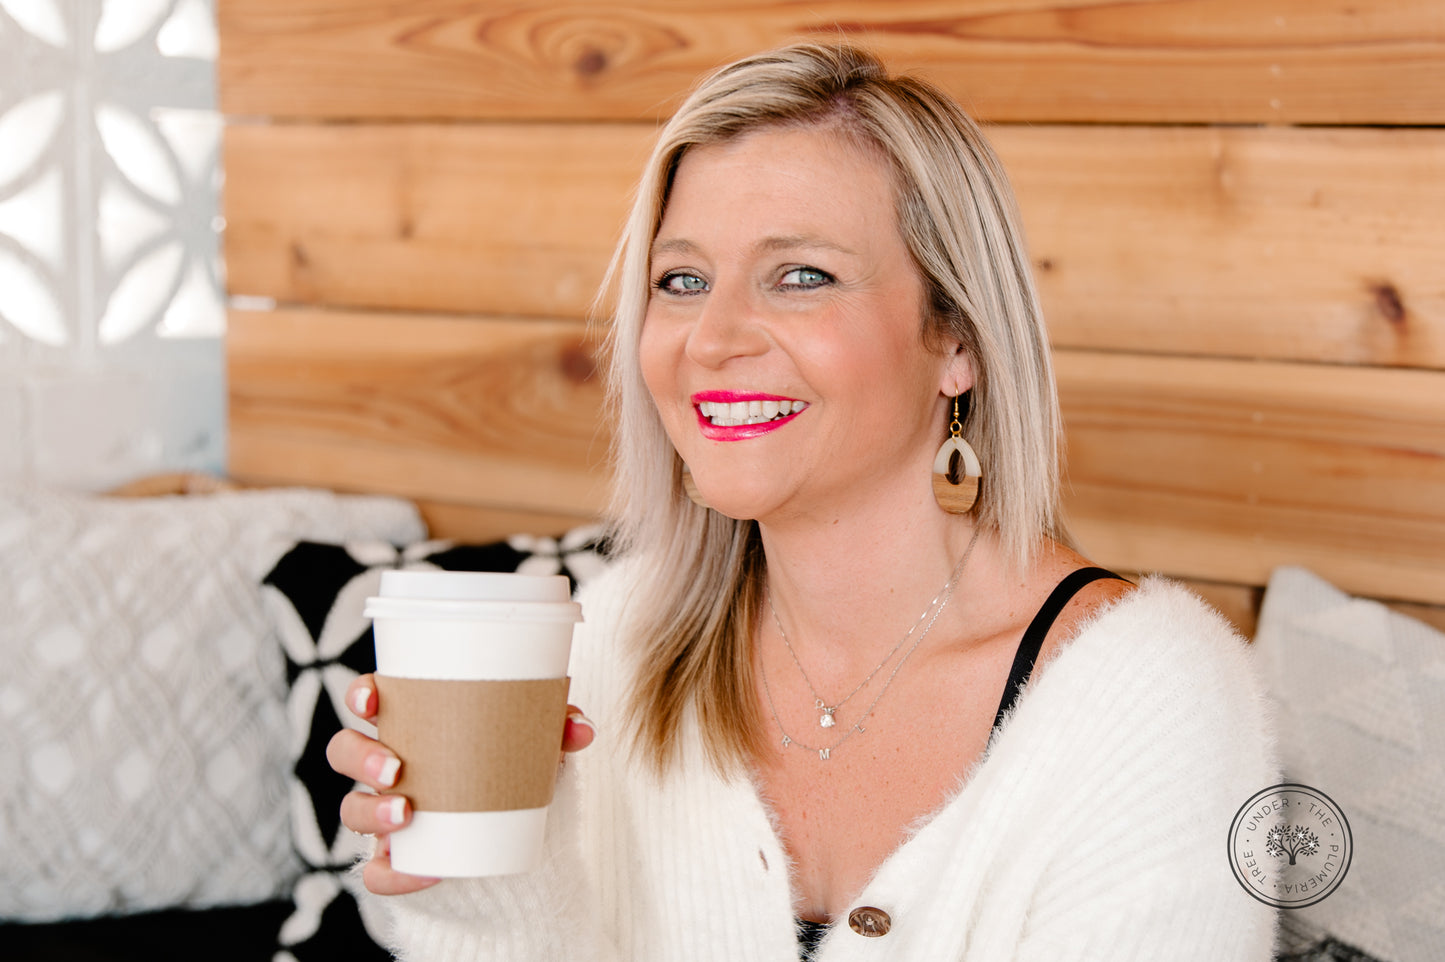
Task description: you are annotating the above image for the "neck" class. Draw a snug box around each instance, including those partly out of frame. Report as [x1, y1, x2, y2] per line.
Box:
[757, 491, 988, 674]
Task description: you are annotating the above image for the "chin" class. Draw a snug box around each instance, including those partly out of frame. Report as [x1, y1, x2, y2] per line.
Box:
[687, 479, 776, 523]
[693, 494, 761, 522]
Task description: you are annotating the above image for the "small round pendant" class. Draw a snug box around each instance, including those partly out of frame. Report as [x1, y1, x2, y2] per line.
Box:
[819, 712, 836, 728]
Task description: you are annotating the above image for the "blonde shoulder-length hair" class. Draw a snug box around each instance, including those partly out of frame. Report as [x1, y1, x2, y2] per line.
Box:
[598, 42, 1067, 775]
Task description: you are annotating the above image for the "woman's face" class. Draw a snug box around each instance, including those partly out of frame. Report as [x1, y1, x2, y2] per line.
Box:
[639, 124, 969, 524]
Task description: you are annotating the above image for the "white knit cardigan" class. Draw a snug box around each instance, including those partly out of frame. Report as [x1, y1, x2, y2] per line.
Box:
[377, 561, 1280, 961]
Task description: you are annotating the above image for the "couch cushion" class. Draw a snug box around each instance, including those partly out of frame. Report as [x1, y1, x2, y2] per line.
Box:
[1255, 566, 1445, 961]
[0, 487, 424, 922]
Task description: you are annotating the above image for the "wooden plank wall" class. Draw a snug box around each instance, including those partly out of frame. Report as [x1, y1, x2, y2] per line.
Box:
[218, 1, 1445, 629]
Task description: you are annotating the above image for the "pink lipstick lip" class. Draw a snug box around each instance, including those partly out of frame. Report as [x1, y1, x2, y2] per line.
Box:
[693, 405, 803, 441]
[691, 390, 798, 404]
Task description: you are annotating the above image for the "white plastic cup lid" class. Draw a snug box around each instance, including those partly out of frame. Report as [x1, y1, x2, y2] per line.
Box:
[377, 570, 571, 603]
[365, 571, 582, 623]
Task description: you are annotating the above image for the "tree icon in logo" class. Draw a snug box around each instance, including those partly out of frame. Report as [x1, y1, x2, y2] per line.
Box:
[1231, 785, 1352, 909]
[1265, 823, 1321, 865]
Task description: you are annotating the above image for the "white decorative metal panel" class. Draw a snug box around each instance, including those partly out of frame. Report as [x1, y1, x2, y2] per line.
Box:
[0, 0, 224, 489]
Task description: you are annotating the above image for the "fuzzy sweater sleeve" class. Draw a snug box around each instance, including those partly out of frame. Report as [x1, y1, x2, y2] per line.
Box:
[1007, 579, 1280, 961]
[377, 765, 623, 962]
[375, 766, 604, 960]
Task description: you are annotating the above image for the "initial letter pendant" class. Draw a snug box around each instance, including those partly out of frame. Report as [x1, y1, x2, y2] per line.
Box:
[818, 748, 831, 761]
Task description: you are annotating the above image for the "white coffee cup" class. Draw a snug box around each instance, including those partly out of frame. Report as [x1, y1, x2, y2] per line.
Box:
[364, 571, 583, 877]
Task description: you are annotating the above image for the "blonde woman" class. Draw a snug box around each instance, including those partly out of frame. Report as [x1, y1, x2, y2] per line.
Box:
[329, 43, 1278, 960]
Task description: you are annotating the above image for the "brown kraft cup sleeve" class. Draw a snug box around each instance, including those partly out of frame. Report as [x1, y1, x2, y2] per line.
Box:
[375, 676, 571, 812]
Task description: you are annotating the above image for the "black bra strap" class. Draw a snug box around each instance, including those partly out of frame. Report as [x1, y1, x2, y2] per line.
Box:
[990, 567, 1128, 732]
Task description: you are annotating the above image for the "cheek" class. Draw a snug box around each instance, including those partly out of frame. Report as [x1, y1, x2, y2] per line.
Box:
[637, 314, 676, 409]
[815, 307, 931, 395]
[637, 318, 698, 454]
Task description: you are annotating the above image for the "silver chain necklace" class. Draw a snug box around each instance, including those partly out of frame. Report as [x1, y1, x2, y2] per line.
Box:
[759, 528, 981, 760]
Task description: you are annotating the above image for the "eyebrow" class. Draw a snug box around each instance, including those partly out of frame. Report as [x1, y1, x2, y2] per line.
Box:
[649, 234, 858, 259]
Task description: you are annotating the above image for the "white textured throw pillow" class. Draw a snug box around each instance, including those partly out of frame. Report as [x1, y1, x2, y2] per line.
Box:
[0, 487, 425, 922]
[1255, 566, 1445, 962]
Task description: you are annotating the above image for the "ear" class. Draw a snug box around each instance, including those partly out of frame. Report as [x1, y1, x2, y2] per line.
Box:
[939, 344, 975, 398]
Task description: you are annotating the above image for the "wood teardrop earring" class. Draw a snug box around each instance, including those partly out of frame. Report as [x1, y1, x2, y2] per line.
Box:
[681, 465, 710, 508]
[932, 394, 982, 514]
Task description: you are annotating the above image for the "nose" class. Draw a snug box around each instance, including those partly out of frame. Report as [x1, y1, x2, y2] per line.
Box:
[684, 281, 769, 368]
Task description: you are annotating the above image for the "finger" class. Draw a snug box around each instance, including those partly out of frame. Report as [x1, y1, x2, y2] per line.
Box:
[562, 707, 596, 753]
[361, 835, 441, 895]
[327, 728, 402, 791]
[346, 673, 378, 720]
[340, 789, 412, 837]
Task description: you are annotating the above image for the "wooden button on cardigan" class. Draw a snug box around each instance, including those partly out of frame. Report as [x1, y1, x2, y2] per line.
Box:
[847, 907, 891, 937]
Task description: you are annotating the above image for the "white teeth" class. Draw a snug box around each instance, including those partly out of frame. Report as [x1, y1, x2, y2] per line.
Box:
[697, 398, 806, 426]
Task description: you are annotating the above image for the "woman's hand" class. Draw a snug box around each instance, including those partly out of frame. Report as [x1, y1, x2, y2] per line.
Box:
[328, 673, 597, 895]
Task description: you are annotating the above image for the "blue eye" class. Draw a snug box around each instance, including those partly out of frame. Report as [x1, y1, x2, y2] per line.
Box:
[658, 272, 708, 293]
[780, 267, 832, 288]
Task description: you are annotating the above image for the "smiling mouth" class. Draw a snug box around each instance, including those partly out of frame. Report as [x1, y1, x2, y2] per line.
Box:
[696, 398, 808, 427]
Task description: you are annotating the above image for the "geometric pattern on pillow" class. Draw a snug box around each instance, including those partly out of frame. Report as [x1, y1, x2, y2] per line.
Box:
[1255, 566, 1445, 962]
[0, 487, 424, 923]
[262, 527, 608, 961]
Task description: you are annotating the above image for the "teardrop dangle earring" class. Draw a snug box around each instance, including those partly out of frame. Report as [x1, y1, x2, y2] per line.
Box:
[932, 394, 982, 514]
[681, 465, 709, 508]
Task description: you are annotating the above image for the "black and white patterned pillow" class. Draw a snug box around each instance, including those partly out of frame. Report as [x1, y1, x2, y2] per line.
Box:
[260, 528, 608, 961]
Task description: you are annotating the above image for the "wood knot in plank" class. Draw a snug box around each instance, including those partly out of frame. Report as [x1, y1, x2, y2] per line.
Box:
[1367, 280, 1406, 324]
[515, 11, 686, 87]
[575, 47, 607, 77]
[560, 345, 597, 385]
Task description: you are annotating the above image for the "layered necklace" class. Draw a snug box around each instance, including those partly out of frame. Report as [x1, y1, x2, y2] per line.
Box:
[759, 527, 981, 760]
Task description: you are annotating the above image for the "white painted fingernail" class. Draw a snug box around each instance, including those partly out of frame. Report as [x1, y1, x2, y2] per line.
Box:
[352, 687, 370, 717]
[377, 756, 400, 788]
[568, 711, 596, 735]
[385, 796, 406, 826]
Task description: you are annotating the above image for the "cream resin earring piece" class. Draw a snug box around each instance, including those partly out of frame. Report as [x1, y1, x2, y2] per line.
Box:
[933, 394, 981, 514]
